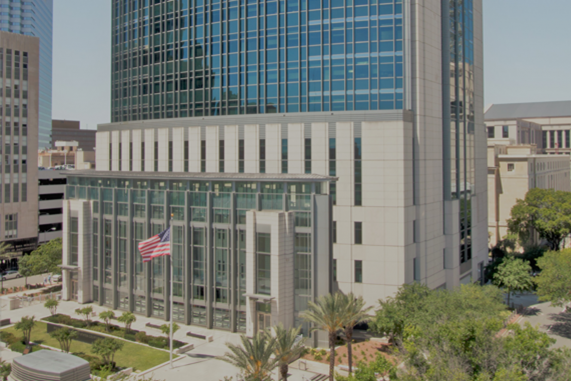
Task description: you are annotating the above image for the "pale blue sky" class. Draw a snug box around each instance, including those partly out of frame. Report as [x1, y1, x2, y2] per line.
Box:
[51, 0, 571, 130]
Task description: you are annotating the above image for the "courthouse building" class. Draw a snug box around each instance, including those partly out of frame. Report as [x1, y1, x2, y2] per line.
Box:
[62, 0, 488, 339]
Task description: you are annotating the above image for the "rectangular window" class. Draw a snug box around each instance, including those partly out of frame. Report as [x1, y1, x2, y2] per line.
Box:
[354, 221, 362, 244]
[118, 143, 122, 171]
[219, 140, 225, 172]
[239, 139, 245, 173]
[502, 126, 509, 138]
[333, 259, 337, 281]
[487, 126, 494, 138]
[507, 163, 515, 172]
[257, 232, 271, 295]
[70, 217, 78, 265]
[550, 131, 555, 148]
[109, 143, 112, 171]
[355, 260, 362, 283]
[304, 138, 311, 174]
[332, 221, 337, 243]
[281, 139, 288, 173]
[259, 139, 266, 173]
[566, 130, 571, 149]
[329, 138, 336, 205]
[184, 140, 189, 172]
[129, 142, 133, 171]
[354, 138, 362, 206]
[200, 140, 206, 172]
[141, 142, 145, 171]
[558, 130, 563, 149]
[154, 141, 158, 171]
[413, 258, 420, 281]
[4, 214, 17, 239]
[168, 141, 173, 172]
[543, 131, 548, 149]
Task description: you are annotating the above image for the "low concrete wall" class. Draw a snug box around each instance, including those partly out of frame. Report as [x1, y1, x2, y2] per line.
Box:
[175, 343, 194, 354]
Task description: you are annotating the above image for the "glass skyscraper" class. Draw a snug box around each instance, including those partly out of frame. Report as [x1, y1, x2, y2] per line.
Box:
[0, 0, 53, 149]
[112, 0, 405, 121]
[81, 0, 487, 328]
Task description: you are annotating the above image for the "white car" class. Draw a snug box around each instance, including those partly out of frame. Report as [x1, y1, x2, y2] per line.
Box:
[52, 274, 62, 282]
[1, 270, 21, 281]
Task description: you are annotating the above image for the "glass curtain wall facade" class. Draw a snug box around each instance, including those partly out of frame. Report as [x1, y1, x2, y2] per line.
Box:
[111, 0, 404, 122]
[66, 175, 328, 331]
[442, 0, 475, 270]
[0, 0, 53, 149]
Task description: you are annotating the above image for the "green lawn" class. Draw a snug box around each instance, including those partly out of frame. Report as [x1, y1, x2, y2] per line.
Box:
[2, 322, 174, 372]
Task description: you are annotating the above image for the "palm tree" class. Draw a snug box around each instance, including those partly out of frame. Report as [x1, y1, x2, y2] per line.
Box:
[340, 293, 373, 374]
[0, 359, 11, 381]
[300, 292, 345, 381]
[271, 324, 305, 381]
[218, 332, 278, 381]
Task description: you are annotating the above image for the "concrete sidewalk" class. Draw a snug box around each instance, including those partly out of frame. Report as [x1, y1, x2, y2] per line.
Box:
[0, 299, 323, 380]
[522, 301, 571, 350]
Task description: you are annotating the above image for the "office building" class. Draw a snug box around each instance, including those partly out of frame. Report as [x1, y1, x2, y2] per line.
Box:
[51, 120, 96, 151]
[0, 32, 39, 257]
[0, 0, 53, 149]
[38, 169, 64, 244]
[62, 172, 333, 342]
[485, 101, 571, 155]
[487, 144, 570, 246]
[61, 0, 488, 335]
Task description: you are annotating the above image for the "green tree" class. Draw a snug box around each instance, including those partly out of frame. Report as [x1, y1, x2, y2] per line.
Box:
[335, 354, 394, 381]
[99, 310, 115, 332]
[27, 238, 63, 275]
[300, 292, 346, 381]
[218, 332, 278, 381]
[0, 359, 11, 381]
[44, 298, 59, 316]
[16, 255, 33, 288]
[49, 327, 77, 353]
[271, 324, 305, 381]
[117, 312, 137, 336]
[493, 257, 534, 306]
[340, 293, 373, 374]
[159, 322, 179, 344]
[507, 188, 571, 250]
[535, 249, 571, 307]
[75, 306, 93, 327]
[91, 338, 124, 368]
[14, 316, 36, 345]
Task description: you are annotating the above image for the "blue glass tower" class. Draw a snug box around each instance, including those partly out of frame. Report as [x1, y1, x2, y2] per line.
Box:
[111, 0, 405, 121]
[0, 0, 53, 149]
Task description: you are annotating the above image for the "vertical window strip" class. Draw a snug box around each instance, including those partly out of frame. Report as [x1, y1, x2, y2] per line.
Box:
[129, 142, 133, 171]
[238, 139, 245, 173]
[184, 140, 189, 172]
[118, 143, 122, 171]
[200, 140, 206, 172]
[329, 137, 336, 205]
[304, 138, 311, 174]
[141, 142, 145, 171]
[154, 141, 158, 171]
[219, 140, 225, 173]
[108, 143, 112, 171]
[168, 141, 173, 172]
[259, 139, 266, 173]
[355, 260, 362, 283]
[354, 137, 362, 206]
[281, 139, 288, 174]
[354, 221, 362, 245]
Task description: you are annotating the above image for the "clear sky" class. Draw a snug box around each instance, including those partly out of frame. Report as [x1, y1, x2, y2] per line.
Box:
[51, 0, 571, 130]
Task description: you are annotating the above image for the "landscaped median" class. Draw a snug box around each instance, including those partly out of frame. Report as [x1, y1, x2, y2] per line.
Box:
[0, 318, 178, 374]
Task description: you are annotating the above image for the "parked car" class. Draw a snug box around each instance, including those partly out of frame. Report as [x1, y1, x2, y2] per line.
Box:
[1, 270, 21, 281]
[52, 274, 61, 282]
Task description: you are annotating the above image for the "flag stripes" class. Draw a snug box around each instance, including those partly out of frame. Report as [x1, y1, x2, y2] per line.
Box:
[138, 227, 171, 263]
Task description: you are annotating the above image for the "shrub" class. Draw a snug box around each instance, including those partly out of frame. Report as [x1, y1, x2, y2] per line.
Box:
[314, 354, 323, 361]
[148, 338, 168, 349]
[10, 342, 26, 353]
[0, 331, 17, 346]
[326, 355, 330, 362]
[124, 333, 136, 342]
[57, 315, 72, 325]
[135, 331, 149, 344]
[319, 349, 327, 356]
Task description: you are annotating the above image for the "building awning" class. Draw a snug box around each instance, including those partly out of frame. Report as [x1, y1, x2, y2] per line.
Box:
[58, 265, 79, 271]
[243, 293, 275, 301]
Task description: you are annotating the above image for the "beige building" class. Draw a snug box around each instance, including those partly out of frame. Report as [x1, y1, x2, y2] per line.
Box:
[488, 145, 570, 245]
[485, 101, 571, 155]
[0, 32, 40, 258]
[38, 141, 95, 169]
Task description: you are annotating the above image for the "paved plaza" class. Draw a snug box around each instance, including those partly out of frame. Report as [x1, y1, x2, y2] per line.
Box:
[0, 292, 325, 380]
[522, 301, 571, 350]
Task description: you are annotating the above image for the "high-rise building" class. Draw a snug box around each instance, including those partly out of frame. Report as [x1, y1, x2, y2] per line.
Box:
[0, 31, 40, 262]
[0, 0, 53, 149]
[61, 0, 487, 335]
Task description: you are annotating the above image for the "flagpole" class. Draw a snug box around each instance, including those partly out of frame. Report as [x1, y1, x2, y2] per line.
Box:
[169, 214, 174, 369]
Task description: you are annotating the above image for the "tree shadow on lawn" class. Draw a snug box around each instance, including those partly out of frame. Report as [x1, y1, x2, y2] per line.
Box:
[546, 310, 571, 339]
[522, 307, 541, 317]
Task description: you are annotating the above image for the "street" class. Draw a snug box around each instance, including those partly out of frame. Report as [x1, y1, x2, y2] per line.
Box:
[0, 274, 54, 289]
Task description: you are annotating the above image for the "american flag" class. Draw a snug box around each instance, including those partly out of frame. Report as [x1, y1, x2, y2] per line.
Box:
[138, 227, 171, 263]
